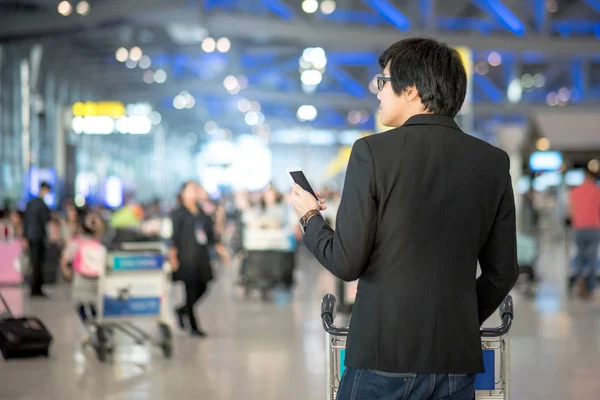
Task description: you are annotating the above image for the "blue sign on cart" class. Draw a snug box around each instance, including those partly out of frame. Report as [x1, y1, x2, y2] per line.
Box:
[475, 349, 496, 390]
[103, 296, 161, 317]
[111, 254, 163, 271]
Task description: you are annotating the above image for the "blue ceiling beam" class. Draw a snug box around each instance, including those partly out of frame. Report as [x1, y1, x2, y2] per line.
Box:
[204, 0, 237, 10]
[420, 0, 434, 28]
[436, 17, 497, 32]
[532, 0, 547, 32]
[473, 74, 504, 103]
[327, 63, 369, 99]
[241, 51, 279, 69]
[362, 0, 411, 31]
[261, 0, 294, 20]
[551, 20, 600, 36]
[319, 10, 385, 25]
[571, 59, 585, 101]
[471, 0, 526, 36]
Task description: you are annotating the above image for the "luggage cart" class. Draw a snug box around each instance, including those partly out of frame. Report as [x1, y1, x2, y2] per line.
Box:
[320, 294, 514, 400]
[90, 242, 172, 362]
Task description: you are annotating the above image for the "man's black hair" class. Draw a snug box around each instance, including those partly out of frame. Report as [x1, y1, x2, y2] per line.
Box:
[379, 37, 467, 118]
[40, 181, 52, 191]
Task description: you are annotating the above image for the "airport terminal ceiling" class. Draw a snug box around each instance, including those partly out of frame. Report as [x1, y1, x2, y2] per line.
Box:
[0, 0, 599, 142]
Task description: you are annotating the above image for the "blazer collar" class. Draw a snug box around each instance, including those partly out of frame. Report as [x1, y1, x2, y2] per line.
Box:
[402, 114, 462, 131]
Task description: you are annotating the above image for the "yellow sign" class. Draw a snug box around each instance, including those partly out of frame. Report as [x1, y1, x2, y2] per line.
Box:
[324, 132, 371, 178]
[72, 101, 126, 118]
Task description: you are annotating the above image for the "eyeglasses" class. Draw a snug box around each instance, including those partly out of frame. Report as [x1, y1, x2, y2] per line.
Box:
[376, 76, 392, 91]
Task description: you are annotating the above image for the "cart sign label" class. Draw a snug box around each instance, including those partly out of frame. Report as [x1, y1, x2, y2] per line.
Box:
[475, 349, 495, 390]
[102, 296, 161, 317]
[111, 254, 163, 271]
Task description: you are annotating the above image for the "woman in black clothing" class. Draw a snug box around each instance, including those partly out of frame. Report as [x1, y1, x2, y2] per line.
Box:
[169, 181, 216, 337]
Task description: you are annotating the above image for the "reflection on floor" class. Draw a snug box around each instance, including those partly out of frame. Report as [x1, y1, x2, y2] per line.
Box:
[1, 239, 600, 400]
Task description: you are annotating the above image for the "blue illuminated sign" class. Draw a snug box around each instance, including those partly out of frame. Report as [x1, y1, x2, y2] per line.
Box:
[529, 151, 563, 172]
[111, 254, 164, 271]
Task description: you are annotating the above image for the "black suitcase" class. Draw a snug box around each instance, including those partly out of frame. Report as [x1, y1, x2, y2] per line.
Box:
[0, 291, 53, 360]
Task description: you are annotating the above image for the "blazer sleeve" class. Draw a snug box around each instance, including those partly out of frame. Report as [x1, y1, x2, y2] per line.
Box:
[303, 138, 377, 282]
[476, 155, 520, 324]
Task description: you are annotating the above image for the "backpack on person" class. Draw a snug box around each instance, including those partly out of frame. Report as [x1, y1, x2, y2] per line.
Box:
[72, 238, 107, 278]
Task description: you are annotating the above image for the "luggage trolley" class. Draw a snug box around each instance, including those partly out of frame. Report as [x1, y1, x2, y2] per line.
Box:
[320, 294, 514, 400]
[90, 242, 172, 362]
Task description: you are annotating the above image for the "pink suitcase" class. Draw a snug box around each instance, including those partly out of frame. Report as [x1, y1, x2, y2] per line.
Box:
[0, 241, 24, 285]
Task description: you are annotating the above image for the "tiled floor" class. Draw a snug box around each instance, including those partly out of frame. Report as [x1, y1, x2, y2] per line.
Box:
[1, 237, 600, 400]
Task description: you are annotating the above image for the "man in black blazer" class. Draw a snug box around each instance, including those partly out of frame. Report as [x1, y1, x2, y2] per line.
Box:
[291, 38, 519, 400]
[24, 181, 52, 297]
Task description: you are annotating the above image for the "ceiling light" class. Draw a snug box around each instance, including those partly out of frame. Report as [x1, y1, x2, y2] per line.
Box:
[58, 1, 72, 16]
[297, 105, 317, 121]
[150, 111, 162, 125]
[143, 71, 154, 84]
[237, 76, 248, 89]
[301, 69, 322, 85]
[536, 137, 551, 151]
[507, 79, 522, 104]
[250, 101, 261, 112]
[310, 47, 327, 69]
[223, 75, 239, 91]
[205, 121, 218, 134]
[76, 1, 90, 15]
[534, 73, 546, 88]
[546, 92, 558, 106]
[153, 69, 167, 83]
[202, 37, 216, 53]
[245, 111, 260, 126]
[138, 55, 152, 69]
[173, 95, 186, 110]
[216, 37, 231, 53]
[115, 47, 129, 62]
[475, 61, 489, 76]
[125, 59, 137, 69]
[320, 0, 336, 15]
[520, 74, 534, 89]
[487, 52, 502, 67]
[129, 46, 143, 62]
[557, 87, 571, 102]
[237, 98, 251, 113]
[302, 0, 319, 14]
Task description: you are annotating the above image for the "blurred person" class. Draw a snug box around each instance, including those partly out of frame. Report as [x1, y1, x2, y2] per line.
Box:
[61, 213, 107, 329]
[569, 168, 600, 299]
[44, 218, 65, 284]
[9, 210, 25, 239]
[291, 37, 518, 400]
[24, 182, 52, 297]
[169, 181, 217, 337]
[62, 201, 82, 241]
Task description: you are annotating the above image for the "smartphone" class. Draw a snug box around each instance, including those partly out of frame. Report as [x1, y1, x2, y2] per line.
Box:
[287, 168, 319, 200]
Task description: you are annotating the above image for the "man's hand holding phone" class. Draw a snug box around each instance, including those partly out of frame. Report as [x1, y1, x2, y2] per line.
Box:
[290, 183, 327, 218]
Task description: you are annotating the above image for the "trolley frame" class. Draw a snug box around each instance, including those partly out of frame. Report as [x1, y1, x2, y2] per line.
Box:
[321, 294, 514, 400]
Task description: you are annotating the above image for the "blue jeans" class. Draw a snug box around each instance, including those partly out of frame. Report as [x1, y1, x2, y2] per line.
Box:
[574, 229, 600, 292]
[338, 367, 476, 400]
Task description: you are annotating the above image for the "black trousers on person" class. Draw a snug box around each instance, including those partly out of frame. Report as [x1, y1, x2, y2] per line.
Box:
[177, 281, 208, 332]
[29, 241, 46, 296]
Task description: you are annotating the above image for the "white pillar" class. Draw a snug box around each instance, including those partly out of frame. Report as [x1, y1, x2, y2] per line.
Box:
[495, 124, 528, 231]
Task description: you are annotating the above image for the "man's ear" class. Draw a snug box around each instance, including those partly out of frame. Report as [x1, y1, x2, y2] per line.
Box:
[404, 85, 420, 102]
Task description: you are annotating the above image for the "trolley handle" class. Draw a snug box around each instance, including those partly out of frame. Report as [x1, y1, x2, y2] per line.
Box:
[321, 294, 349, 336]
[480, 295, 513, 337]
[321, 294, 514, 338]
